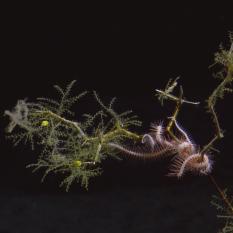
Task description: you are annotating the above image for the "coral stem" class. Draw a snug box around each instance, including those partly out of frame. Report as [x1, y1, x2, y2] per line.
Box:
[36, 110, 87, 138]
[209, 174, 233, 214]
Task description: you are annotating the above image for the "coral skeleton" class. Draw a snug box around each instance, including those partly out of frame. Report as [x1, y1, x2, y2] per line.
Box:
[4, 31, 233, 233]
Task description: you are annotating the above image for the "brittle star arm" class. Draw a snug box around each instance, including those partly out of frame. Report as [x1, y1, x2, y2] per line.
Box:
[155, 78, 199, 141]
[168, 117, 192, 144]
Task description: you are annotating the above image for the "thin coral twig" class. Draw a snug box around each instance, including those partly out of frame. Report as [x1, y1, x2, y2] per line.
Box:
[166, 86, 184, 141]
[155, 89, 200, 105]
[209, 174, 233, 214]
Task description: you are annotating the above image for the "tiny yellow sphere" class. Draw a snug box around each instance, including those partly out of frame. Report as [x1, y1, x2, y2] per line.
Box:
[41, 120, 49, 127]
[74, 160, 82, 167]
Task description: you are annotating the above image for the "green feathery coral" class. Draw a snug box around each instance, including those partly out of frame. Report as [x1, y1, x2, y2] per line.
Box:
[4, 81, 141, 190]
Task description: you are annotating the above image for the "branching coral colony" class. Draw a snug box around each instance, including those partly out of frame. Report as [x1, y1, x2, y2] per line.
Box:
[4, 33, 233, 228]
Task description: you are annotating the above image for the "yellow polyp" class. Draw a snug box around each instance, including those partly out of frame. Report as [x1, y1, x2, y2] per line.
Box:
[41, 120, 49, 127]
[74, 160, 82, 167]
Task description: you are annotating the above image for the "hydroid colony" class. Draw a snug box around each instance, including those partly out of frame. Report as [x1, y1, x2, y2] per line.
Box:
[4, 32, 233, 232]
[4, 34, 232, 190]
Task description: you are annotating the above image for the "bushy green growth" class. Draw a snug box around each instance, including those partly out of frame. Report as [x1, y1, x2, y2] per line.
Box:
[4, 80, 141, 190]
[154, 34, 233, 232]
[208, 32, 233, 108]
[214, 32, 233, 69]
[212, 190, 233, 233]
[208, 33, 233, 233]
[4, 34, 233, 233]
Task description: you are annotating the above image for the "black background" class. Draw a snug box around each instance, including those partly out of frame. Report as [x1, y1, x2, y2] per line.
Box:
[1, 3, 233, 233]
